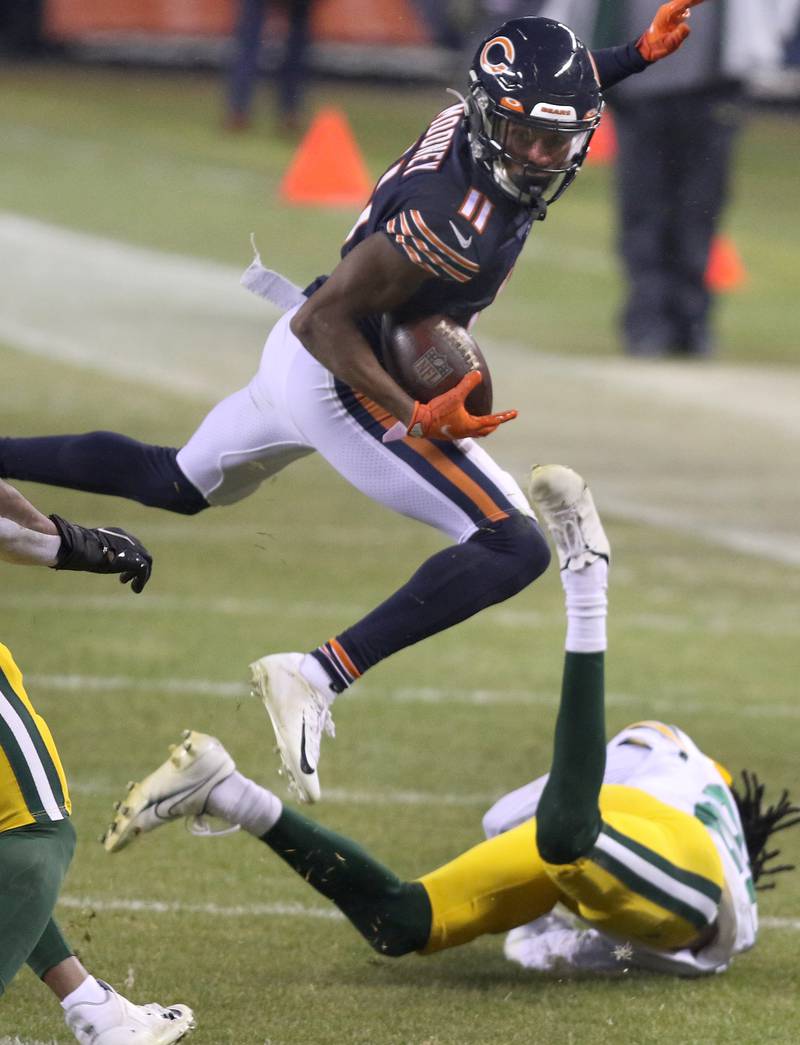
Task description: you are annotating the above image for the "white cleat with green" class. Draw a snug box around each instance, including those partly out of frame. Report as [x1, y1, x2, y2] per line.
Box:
[101, 730, 235, 853]
[528, 464, 610, 571]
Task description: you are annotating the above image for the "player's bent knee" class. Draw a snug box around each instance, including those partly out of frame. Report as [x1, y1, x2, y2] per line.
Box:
[518, 516, 551, 585]
[536, 814, 601, 866]
[487, 512, 551, 590]
[143, 483, 208, 516]
[136, 446, 209, 515]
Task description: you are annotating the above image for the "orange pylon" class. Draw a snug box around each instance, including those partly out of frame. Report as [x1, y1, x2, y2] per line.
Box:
[280, 108, 372, 207]
[705, 234, 747, 292]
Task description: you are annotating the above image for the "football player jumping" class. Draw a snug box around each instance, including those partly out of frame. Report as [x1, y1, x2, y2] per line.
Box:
[1, 3, 705, 801]
[103, 465, 799, 980]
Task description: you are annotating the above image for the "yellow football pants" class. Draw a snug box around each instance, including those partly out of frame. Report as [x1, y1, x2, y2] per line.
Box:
[419, 784, 724, 953]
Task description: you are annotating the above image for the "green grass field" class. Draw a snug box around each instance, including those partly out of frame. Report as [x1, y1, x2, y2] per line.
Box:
[0, 65, 799, 1044]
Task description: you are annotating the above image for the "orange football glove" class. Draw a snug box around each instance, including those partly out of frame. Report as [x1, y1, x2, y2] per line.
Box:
[382, 371, 517, 443]
[637, 0, 704, 63]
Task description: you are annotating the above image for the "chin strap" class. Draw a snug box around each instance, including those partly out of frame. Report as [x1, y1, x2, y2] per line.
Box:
[445, 86, 469, 115]
[530, 195, 548, 221]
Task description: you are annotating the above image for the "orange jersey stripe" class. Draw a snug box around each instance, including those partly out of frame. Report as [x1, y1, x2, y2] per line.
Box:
[409, 210, 480, 272]
[398, 239, 439, 277]
[407, 236, 470, 282]
[397, 213, 469, 282]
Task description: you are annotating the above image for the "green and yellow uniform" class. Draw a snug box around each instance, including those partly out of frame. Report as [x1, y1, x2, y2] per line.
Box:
[0, 643, 75, 994]
[1, 642, 71, 831]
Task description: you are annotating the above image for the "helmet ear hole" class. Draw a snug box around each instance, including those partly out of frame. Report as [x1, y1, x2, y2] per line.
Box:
[467, 17, 603, 207]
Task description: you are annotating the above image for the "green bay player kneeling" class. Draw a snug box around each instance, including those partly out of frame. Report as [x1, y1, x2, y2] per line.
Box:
[103, 466, 799, 978]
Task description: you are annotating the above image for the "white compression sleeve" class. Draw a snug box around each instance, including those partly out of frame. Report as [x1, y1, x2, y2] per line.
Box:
[560, 558, 608, 653]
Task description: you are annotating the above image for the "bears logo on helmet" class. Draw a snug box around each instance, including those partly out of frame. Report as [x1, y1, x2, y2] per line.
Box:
[467, 18, 603, 209]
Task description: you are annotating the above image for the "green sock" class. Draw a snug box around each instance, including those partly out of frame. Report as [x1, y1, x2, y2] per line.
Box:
[536, 651, 606, 864]
[262, 808, 432, 956]
[27, 918, 72, 980]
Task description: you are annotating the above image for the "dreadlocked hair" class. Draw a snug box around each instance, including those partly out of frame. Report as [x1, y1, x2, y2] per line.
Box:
[731, 770, 800, 891]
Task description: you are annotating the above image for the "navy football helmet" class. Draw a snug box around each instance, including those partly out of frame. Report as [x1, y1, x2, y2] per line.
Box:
[467, 18, 603, 207]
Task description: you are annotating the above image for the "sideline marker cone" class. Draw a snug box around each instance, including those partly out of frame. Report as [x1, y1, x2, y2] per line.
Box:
[280, 107, 372, 206]
[705, 234, 747, 292]
[586, 111, 617, 165]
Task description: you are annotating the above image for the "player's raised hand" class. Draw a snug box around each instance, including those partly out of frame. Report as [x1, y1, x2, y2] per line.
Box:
[383, 371, 518, 443]
[49, 515, 153, 593]
[637, 0, 704, 62]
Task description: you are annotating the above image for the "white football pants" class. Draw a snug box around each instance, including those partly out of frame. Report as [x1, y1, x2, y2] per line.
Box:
[177, 306, 531, 544]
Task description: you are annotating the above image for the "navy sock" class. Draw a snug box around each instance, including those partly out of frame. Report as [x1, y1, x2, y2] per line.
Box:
[329, 512, 550, 677]
[0, 432, 208, 515]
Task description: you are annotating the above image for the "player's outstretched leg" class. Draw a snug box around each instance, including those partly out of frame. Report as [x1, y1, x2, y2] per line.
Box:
[104, 733, 431, 958]
[249, 653, 335, 804]
[252, 511, 549, 802]
[527, 465, 609, 864]
[0, 433, 208, 515]
[63, 981, 195, 1045]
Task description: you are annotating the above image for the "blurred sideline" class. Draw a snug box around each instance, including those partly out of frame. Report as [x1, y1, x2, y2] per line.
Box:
[1, 211, 799, 567]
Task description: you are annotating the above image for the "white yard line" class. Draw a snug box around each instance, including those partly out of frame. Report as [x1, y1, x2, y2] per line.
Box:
[26, 671, 800, 719]
[2, 213, 800, 567]
[0, 212, 275, 400]
[7, 590, 796, 637]
[69, 777, 496, 805]
[761, 917, 800, 930]
[56, 895, 799, 931]
[58, 895, 342, 921]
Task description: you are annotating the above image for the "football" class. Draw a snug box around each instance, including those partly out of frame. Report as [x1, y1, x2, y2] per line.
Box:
[380, 314, 493, 415]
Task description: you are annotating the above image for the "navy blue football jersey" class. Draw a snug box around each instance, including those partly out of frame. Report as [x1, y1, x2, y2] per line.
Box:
[305, 102, 537, 354]
[302, 43, 645, 354]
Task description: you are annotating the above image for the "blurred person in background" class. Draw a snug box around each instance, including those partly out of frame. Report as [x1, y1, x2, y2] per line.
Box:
[785, 10, 800, 65]
[0, 0, 46, 58]
[225, 0, 315, 134]
[539, 0, 800, 358]
[411, 0, 464, 51]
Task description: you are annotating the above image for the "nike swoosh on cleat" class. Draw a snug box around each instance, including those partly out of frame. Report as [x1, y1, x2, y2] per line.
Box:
[449, 220, 472, 250]
[152, 783, 206, 821]
[299, 721, 315, 775]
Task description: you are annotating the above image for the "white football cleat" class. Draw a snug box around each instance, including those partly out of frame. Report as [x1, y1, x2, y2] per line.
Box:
[528, 465, 610, 571]
[102, 731, 235, 853]
[249, 652, 335, 804]
[65, 981, 194, 1044]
